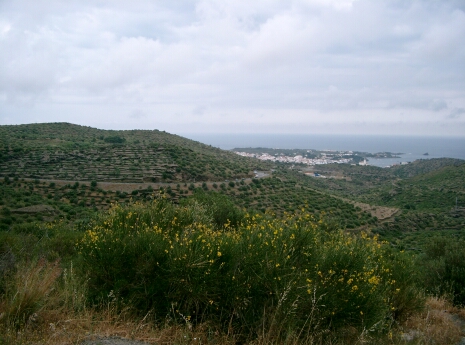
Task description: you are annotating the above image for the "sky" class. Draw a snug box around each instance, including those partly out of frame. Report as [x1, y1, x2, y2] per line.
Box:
[1, 0, 464, 137]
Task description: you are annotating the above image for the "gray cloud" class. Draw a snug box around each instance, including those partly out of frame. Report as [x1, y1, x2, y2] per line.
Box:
[0, 0, 464, 136]
[129, 109, 147, 119]
[448, 108, 465, 119]
[386, 98, 448, 112]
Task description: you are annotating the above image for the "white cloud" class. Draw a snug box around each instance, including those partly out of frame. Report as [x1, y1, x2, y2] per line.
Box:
[0, 0, 464, 136]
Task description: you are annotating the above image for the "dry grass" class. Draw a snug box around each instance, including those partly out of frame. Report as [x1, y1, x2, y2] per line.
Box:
[2, 297, 465, 345]
[400, 296, 464, 345]
[1, 259, 464, 345]
[1, 267, 233, 345]
[0, 258, 62, 328]
[0, 307, 237, 345]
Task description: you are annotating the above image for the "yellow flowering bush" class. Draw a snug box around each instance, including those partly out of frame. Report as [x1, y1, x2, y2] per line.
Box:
[78, 198, 421, 340]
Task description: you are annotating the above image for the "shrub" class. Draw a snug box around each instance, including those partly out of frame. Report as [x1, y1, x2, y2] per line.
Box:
[419, 237, 465, 306]
[78, 199, 422, 341]
[184, 190, 244, 229]
[104, 136, 126, 144]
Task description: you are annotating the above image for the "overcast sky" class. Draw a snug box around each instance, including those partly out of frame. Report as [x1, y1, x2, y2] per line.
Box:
[1, 0, 464, 136]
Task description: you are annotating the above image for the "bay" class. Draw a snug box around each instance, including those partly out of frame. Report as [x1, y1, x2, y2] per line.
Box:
[183, 133, 465, 168]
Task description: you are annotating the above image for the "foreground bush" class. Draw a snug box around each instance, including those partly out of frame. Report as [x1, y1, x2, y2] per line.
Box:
[78, 198, 423, 341]
[419, 236, 465, 306]
[182, 189, 245, 229]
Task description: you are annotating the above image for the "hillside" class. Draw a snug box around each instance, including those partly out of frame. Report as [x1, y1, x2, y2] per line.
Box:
[0, 123, 463, 237]
[0, 123, 380, 231]
[1, 123, 464, 240]
[0, 123, 267, 183]
[283, 157, 465, 250]
[1, 124, 465, 344]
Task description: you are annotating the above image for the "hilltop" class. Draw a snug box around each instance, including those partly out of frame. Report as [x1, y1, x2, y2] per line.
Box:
[0, 123, 373, 230]
[0, 122, 266, 183]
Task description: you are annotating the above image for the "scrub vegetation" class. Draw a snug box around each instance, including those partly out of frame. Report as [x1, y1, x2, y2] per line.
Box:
[0, 123, 464, 344]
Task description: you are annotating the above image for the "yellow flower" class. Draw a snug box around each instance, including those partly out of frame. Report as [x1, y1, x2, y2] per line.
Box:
[217, 251, 222, 257]
[368, 276, 380, 285]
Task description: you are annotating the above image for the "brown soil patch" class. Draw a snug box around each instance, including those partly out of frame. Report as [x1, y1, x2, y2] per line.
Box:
[351, 202, 400, 221]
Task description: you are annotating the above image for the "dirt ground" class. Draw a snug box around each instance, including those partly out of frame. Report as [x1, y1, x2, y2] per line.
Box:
[80, 336, 150, 345]
[351, 201, 400, 221]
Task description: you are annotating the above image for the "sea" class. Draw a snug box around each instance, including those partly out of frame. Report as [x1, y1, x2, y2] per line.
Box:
[182, 134, 465, 168]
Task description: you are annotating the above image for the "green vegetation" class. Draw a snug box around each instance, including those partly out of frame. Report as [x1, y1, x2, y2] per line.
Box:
[0, 123, 267, 183]
[1, 197, 424, 344]
[418, 237, 465, 306]
[0, 123, 464, 344]
[78, 199, 422, 340]
[184, 189, 245, 229]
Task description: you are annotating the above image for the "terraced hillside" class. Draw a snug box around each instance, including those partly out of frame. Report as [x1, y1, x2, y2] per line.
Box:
[0, 123, 379, 232]
[365, 161, 465, 210]
[263, 158, 465, 250]
[0, 123, 267, 183]
[1, 123, 463, 251]
[0, 170, 376, 232]
[366, 161, 465, 245]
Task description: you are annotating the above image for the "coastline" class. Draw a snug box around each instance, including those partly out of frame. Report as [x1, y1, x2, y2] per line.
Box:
[183, 134, 465, 161]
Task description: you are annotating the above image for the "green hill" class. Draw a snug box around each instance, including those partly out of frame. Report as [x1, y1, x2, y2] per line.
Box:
[1, 123, 464, 245]
[0, 122, 266, 183]
[0, 123, 376, 231]
[1, 124, 465, 343]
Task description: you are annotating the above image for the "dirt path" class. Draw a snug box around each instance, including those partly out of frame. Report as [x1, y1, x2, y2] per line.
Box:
[22, 174, 270, 193]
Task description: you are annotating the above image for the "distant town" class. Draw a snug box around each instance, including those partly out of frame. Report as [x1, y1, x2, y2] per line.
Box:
[233, 148, 402, 166]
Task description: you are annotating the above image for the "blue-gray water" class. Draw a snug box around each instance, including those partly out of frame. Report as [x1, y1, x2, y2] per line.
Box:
[182, 134, 465, 168]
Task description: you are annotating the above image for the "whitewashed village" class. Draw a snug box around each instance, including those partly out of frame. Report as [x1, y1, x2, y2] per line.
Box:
[234, 150, 362, 165]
